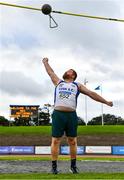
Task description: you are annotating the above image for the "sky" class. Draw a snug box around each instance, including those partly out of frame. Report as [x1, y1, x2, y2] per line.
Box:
[0, 0, 124, 123]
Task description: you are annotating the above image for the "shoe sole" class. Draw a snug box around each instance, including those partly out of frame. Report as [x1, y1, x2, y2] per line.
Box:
[69, 169, 79, 174]
[51, 170, 60, 174]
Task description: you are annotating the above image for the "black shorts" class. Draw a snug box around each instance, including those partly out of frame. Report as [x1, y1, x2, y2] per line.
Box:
[51, 110, 78, 137]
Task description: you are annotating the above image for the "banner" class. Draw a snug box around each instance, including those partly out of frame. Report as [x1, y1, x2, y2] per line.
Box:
[60, 146, 85, 155]
[112, 146, 124, 155]
[60, 146, 69, 155]
[35, 146, 51, 154]
[86, 146, 111, 154]
[0, 146, 10, 154]
[10, 146, 34, 154]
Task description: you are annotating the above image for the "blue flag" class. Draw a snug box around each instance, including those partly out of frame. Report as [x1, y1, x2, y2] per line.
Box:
[95, 85, 100, 90]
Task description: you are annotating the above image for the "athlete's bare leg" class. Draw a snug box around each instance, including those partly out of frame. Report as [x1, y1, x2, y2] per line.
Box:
[67, 137, 79, 173]
[51, 137, 61, 161]
[67, 137, 77, 159]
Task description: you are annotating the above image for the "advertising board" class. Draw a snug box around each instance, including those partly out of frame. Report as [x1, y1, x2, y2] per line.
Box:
[86, 146, 111, 154]
[60, 146, 85, 155]
[112, 146, 124, 155]
[35, 146, 51, 154]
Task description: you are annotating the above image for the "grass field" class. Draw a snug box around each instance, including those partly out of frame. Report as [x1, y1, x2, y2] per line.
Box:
[0, 155, 124, 161]
[0, 155, 124, 179]
[0, 172, 124, 179]
[0, 125, 124, 179]
[0, 125, 124, 135]
[0, 156, 124, 179]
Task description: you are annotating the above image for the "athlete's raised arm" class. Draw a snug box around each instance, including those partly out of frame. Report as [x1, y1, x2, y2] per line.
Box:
[78, 83, 113, 107]
[42, 58, 60, 86]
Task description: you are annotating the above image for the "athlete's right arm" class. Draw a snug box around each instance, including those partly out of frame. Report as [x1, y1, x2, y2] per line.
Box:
[42, 57, 60, 86]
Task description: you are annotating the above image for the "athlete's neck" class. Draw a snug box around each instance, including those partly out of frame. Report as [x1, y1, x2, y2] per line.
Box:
[63, 79, 74, 83]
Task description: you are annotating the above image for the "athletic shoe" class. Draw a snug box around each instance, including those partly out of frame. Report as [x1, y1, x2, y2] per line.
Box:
[51, 167, 59, 174]
[70, 166, 79, 174]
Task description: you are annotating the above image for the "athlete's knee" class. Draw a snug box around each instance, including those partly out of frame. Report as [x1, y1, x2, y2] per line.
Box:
[51, 137, 61, 146]
[67, 137, 77, 146]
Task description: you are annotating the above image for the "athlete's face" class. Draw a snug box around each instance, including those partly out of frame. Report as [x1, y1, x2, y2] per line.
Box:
[63, 69, 75, 80]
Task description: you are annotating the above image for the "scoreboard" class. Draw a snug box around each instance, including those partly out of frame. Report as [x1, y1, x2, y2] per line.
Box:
[10, 105, 39, 118]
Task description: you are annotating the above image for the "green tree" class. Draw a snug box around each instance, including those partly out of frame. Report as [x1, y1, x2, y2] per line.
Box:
[87, 114, 124, 125]
[0, 116, 9, 126]
[38, 112, 50, 125]
[78, 116, 86, 125]
[14, 117, 30, 126]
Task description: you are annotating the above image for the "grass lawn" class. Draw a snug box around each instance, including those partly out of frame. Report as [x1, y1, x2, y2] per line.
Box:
[0, 125, 124, 179]
[0, 155, 124, 161]
[0, 172, 124, 179]
[0, 125, 124, 135]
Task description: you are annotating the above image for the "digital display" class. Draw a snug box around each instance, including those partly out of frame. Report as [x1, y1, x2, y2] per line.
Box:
[10, 105, 39, 118]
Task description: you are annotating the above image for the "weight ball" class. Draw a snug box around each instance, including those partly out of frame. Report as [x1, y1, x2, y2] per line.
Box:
[41, 4, 52, 15]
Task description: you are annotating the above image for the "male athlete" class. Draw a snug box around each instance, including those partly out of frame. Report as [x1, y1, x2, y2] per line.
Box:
[42, 57, 113, 174]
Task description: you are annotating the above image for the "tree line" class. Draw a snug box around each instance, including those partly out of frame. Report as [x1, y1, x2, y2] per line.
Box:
[0, 113, 124, 126]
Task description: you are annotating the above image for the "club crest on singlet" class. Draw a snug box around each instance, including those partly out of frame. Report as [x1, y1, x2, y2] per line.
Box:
[54, 80, 80, 110]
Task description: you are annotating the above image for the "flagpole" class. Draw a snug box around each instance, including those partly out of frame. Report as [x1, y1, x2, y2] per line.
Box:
[84, 78, 88, 126]
[101, 85, 104, 126]
[95, 85, 104, 126]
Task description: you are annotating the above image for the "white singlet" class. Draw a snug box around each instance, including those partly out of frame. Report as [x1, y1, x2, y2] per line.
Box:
[54, 80, 80, 110]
